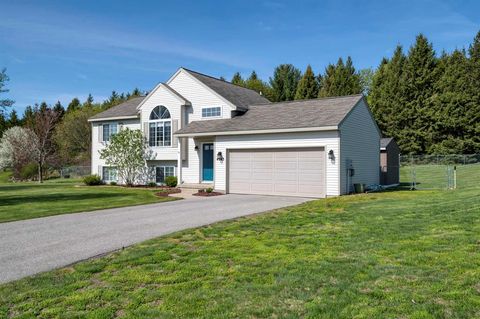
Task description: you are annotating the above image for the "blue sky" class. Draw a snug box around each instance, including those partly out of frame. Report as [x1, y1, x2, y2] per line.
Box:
[1, 0, 479, 113]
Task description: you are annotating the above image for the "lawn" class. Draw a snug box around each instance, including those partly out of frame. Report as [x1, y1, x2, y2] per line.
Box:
[0, 177, 176, 223]
[1, 183, 479, 317]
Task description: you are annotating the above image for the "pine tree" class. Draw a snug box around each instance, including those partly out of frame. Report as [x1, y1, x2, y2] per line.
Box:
[22, 105, 35, 127]
[0, 111, 6, 137]
[401, 34, 438, 154]
[465, 30, 480, 153]
[245, 71, 273, 100]
[318, 57, 361, 97]
[269, 64, 301, 101]
[0, 68, 14, 111]
[53, 101, 65, 119]
[294, 65, 319, 99]
[67, 98, 81, 112]
[131, 88, 142, 97]
[84, 94, 94, 107]
[231, 72, 244, 86]
[8, 109, 20, 127]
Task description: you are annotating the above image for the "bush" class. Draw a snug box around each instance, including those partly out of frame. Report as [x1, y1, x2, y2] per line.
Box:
[165, 176, 178, 187]
[109, 181, 117, 186]
[20, 163, 38, 180]
[206, 187, 213, 193]
[83, 174, 103, 186]
[63, 174, 71, 179]
[147, 182, 157, 187]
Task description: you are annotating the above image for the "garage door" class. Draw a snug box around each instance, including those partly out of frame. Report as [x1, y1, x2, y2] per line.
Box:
[228, 148, 325, 198]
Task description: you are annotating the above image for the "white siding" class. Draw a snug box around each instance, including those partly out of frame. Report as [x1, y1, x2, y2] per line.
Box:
[215, 131, 340, 196]
[91, 118, 140, 175]
[139, 85, 183, 161]
[339, 99, 381, 194]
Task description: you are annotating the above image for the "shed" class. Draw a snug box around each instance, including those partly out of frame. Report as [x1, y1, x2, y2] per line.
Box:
[380, 138, 400, 185]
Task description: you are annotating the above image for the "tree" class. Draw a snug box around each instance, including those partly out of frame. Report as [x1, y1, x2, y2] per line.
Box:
[0, 126, 38, 179]
[358, 68, 375, 96]
[245, 71, 273, 100]
[231, 72, 245, 86]
[22, 106, 35, 127]
[28, 106, 61, 182]
[54, 107, 97, 165]
[99, 128, 154, 186]
[465, 30, 480, 153]
[0, 68, 14, 111]
[295, 65, 319, 100]
[318, 57, 362, 97]
[84, 94, 94, 108]
[67, 98, 81, 113]
[53, 101, 65, 119]
[0, 112, 6, 137]
[270, 64, 301, 101]
[7, 109, 20, 128]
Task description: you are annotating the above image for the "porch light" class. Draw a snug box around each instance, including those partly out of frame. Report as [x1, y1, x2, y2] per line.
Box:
[328, 150, 335, 160]
[194, 145, 199, 151]
[216, 151, 224, 162]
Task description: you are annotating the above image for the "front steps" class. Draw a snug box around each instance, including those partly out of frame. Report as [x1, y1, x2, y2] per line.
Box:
[179, 183, 214, 190]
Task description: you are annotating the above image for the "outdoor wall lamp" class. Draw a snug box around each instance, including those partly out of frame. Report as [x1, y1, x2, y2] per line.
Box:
[194, 145, 199, 151]
[217, 151, 224, 162]
[328, 149, 335, 161]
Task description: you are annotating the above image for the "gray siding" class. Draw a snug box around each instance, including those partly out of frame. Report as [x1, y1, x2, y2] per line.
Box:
[339, 99, 380, 194]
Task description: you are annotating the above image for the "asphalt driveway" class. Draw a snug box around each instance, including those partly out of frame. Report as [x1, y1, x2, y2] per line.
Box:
[0, 194, 310, 284]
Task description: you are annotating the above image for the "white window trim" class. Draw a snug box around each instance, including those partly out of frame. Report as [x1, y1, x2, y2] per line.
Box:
[148, 106, 172, 147]
[102, 123, 118, 143]
[102, 166, 118, 182]
[155, 165, 176, 184]
[201, 106, 222, 119]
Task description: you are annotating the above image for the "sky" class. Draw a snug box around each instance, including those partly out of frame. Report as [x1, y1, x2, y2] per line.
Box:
[1, 0, 479, 114]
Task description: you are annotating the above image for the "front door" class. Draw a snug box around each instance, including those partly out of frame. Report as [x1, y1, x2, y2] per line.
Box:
[202, 143, 214, 181]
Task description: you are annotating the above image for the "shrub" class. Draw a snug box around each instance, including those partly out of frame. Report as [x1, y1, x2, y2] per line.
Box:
[147, 182, 157, 187]
[83, 174, 103, 186]
[206, 187, 213, 193]
[63, 174, 71, 179]
[20, 163, 38, 180]
[109, 181, 117, 186]
[165, 176, 177, 187]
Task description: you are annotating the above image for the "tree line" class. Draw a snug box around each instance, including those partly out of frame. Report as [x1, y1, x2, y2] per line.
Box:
[0, 30, 479, 181]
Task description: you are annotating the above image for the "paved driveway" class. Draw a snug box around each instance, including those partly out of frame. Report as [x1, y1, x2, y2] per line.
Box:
[0, 194, 310, 284]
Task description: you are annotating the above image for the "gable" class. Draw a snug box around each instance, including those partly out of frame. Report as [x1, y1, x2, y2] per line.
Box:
[338, 97, 381, 137]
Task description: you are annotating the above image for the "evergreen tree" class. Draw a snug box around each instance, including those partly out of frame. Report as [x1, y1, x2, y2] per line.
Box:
[0, 111, 6, 137]
[231, 72, 245, 86]
[22, 105, 35, 127]
[53, 101, 65, 120]
[318, 57, 361, 97]
[67, 98, 81, 112]
[269, 64, 301, 101]
[294, 65, 319, 99]
[400, 34, 438, 154]
[84, 94, 94, 107]
[0, 68, 14, 110]
[8, 109, 20, 127]
[466, 31, 480, 153]
[245, 71, 273, 100]
[131, 88, 142, 97]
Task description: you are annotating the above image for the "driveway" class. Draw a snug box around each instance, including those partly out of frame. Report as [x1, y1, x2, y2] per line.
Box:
[0, 194, 310, 284]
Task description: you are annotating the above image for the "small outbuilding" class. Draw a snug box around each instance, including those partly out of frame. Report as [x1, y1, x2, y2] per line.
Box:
[380, 138, 400, 185]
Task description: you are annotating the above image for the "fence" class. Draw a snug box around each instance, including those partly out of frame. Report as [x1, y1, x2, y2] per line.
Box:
[59, 166, 91, 178]
[400, 154, 480, 190]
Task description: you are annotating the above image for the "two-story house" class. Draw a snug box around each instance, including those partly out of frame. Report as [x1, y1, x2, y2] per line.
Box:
[89, 67, 381, 198]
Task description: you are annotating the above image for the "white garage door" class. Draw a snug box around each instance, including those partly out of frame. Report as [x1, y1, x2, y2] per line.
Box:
[228, 148, 325, 198]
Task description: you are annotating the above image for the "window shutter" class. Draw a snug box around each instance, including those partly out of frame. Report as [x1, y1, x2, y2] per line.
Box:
[98, 125, 103, 143]
[181, 138, 188, 161]
[98, 165, 102, 178]
[143, 122, 149, 143]
[172, 119, 178, 148]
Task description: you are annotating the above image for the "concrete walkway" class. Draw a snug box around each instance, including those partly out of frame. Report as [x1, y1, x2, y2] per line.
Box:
[0, 194, 310, 284]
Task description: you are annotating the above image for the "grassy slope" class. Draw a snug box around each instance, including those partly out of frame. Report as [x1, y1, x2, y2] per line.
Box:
[1, 181, 479, 317]
[0, 179, 176, 223]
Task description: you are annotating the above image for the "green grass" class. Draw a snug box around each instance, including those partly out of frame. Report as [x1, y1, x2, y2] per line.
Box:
[0, 170, 12, 184]
[0, 178, 177, 223]
[1, 185, 479, 318]
[400, 163, 480, 190]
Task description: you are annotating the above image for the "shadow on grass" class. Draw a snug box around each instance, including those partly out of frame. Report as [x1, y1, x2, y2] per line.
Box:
[0, 192, 128, 207]
[0, 184, 69, 192]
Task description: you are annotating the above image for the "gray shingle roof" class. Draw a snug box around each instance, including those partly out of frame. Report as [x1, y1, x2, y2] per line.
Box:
[183, 68, 270, 110]
[380, 138, 394, 149]
[89, 97, 144, 121]
[175, 94, 364, 136]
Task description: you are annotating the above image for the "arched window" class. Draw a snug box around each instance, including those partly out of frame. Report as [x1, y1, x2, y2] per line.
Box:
[150, 106, 171, 120]
[148, 106, 172, 147]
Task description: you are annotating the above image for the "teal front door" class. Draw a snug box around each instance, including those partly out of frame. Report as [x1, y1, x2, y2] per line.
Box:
[202, 143, 214, 181]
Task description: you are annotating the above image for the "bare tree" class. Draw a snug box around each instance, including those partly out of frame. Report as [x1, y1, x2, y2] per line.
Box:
[29, 107, 60, 183]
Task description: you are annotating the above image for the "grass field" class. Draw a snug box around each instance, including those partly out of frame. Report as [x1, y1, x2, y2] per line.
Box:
[0, 176, 176, 223]
[400, 163, 480, 190]
[1, 181, 479, 317]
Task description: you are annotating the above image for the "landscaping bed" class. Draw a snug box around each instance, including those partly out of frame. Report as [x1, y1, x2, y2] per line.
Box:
[193, 189, 223, 196]
[155, 187, 182, 197]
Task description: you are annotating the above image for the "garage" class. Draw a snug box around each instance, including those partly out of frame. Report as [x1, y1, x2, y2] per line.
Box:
[228, 148, 325, 198]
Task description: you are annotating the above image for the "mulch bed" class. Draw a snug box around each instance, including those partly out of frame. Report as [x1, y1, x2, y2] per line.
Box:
[154, 188, 182, 197]
[193, 191, 224, 197]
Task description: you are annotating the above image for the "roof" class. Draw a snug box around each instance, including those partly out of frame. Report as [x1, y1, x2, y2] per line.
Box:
[182, 68, 270, 110]
[175, 94, 364, 136]
[162, 83, 190, 105]
[135, 83, 190, 110]
[89, 97, 144, 121]
[380, 137, 396, 150]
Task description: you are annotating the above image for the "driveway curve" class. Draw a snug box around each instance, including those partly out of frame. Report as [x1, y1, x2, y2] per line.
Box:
[0, 194, 310, 283]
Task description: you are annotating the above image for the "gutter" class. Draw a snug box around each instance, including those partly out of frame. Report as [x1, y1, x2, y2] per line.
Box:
[88, 115, 140, 122]
[174, 126, 339, 137]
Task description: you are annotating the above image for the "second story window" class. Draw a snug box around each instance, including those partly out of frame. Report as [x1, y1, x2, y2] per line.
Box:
[202, 107, 221, 118]
[102, 123, 118, 142]
[149, 106, 171, 147]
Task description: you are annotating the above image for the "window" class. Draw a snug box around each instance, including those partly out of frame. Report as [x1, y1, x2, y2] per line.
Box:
[202, 107, 221, 118]
[102, 167, 117, 182]
[149, 106, 171, 147]
[102, 123, 118, 142]
[155, 166, 175, 184]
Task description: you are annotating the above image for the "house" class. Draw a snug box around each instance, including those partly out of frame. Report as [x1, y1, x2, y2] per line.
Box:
[89, 67, 381, 198]
[380, 137, 400, 185]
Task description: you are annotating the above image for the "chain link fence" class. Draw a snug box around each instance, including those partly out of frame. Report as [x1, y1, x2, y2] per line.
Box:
[59, 166, 91, 178]
[400, 154, 480, 190]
